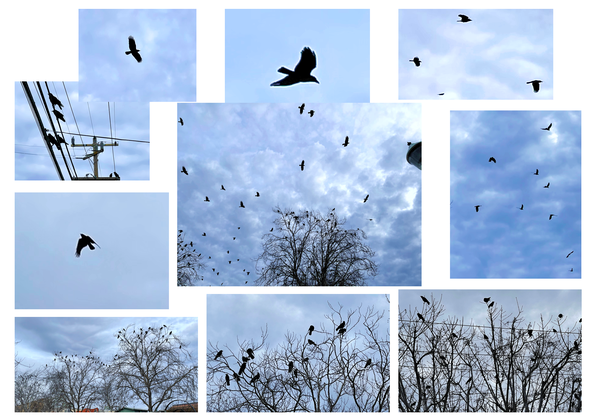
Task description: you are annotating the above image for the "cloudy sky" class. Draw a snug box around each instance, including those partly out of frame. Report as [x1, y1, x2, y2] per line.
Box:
[177, 103, 421, 286]
[451, 111, 581, 278]
[14, 82, 149, 180]
[398, 9, 553, 99]
[399, 289, 581, 336]
[15, 317, 198, 376]
[15, 193, 168, 309]
[225, 9, 370, 103]
[79, 9, 196, 102]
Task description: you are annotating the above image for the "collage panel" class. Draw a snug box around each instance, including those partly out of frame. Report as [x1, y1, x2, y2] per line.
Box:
[15, 193, 169, 309]
[450, 111, 581, 278]
[15, 317, 198, 412]
[78, 9, 197, 102]
[225, 9, 370, 102]
[15, 82, 150, 180]
[207, 294, 390, 412]
[398, 289, 582, 412]
[398, 9, 553, 99]
[177, 103, 421, 286]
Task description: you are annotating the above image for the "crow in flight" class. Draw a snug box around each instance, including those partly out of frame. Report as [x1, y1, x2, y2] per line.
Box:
[566, 251, 574, 258]
[239, 201, 245, 208]
[308, 325, 314, 335]
[288, 361, 293, 373]
[533, 169, 539, 175]
[343, 136, 349, 147]
[126, 36, 142, 62]
[52, 109, 66, 123]
[204, 196, 210, 202]
[299, 160, 305, 171]
[181, 166, 188, 175]
[308, 110, 315, 117]
[458, 14, 472, 22]
[214, 350, 223, 360]
[48, 92, 63, 110]
[474, 205, 481, 212]
[420, 296, 430, 305]
[179, 118, 184, 126]
[271, 47, 319, 86]
[541, 123, 552, 131]
[299, 103, 305, 114]
[255, 192, 260, 197]
[489, 157, 496, 163]
[519, 204, 524, 210]
[363, 194, 369, 203]
[544, 183, 550, 188]
[527, 80, 542, 93]
[75, 234, 100, 257]
[549, 214, 556, 220]
[247, 348, 255, 359]
[409, 57, 421, 67]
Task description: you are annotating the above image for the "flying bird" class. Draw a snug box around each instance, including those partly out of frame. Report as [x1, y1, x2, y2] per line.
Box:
[220, 185, 226, 190]
[474, 205, 481, 212]
[544, 183, 550, 188]
[338, 328, 346, 336]
[48, 92, 63, 110]
[181, 166, 188, 175]
[566, 251, 574, 258]
[363, 194, 369, 203]
[541, 123, 552, 131]
[549, 214, 556, 220]
[438, 93, 445, 96]
[308, 110, 315, 117]
[239, 201, 245, 208]
[308, 325, 314, 335]
[342, 136, 349, 147]
[75, 234, 100, 257]
[458, 14, 472, 22]
[179, 118, 184, 126]
[52, 109, 66, 122]
[489, 157, 496, 163]
[255, 192, 260, 197]
[519, 204, 524, 210]
[299, 103, 305, 114]
[527, 80, 542, 93]
[204, 196, 210, 202]
[270, 47, 319, 86]
[409, 57, 421, 67]
[533, 169, 539, 175]
[125, 36, 142, 62]
[214, 350, 223, 360]
[299, 160, 305, 171]
[420, 296, 430, 305]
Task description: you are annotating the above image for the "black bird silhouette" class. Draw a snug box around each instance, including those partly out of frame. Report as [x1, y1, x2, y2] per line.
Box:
[474, 205, 481, 212]
[533, 169, 539, 175]
[483, 333, 489, 340]
[338, 328, 346, 336]
[179, 118, 184, 126]
[52, 109, 66, 122]
[363, 194, 369, 203]
[544, 183, 550, 188]
[519, 204, 524, 210]
[250, 373, 260, 384]
[558, 313, 563, 318]
[566, 251, 574, 258]
[271, 47, 319, 86]
[488, 301, 494, 308]
[299, 160, 305, 171]
[458, 14, 472, 23]
[238, 362, 246, 375]
[489, 157, 496, 163]
[570, 268, 574, 272]
[308, 110, 315, 117]
[126, 36, 142, 63]
[417, 313, 425, 322]
[225, 373, 230, 386]
[420, 296, 430, 305]
[365, 358, 372, 368]
[527, 80, 542, 93]
[294, 368, 298, 378]
[270, 228, 274, 232]
[202, 233, 206, 236]
[302, 357, 309, 363]
[439, 93, 445, 95]
[308, 339, 317, 346]
[336, 321, 346, 331]
[221, 185, 226, 190]
[75, 234, 100, 257]
[181, 166, 188, 175]
[407, 142, 412, 146]
[242, 356, 249, 363]
[343, 136, 349, 147]
[239, 201, 245, 208]
[48, 92, 63, 110]
[528, 329, 533, 337]
[288, 361, 293, 373]
[204, 196, 210, 202]
[247, 348, 255, 359]
[299, 103, 305, 114]
[549, 214, 556, 220]
[255, 192, 260, 197]
[541, 123, 552, 131]
[214, 350, 223, 360]
[409, 57, 421, 67]
[308, 325, 314, 335]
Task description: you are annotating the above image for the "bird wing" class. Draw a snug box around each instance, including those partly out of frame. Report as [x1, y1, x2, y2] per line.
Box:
[132, 51, 142, 63]
[295, 47, 317, 75]
[75, 237, 86, 257]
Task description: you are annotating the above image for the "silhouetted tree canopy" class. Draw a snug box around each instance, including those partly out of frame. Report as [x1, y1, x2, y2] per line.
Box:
[178, 230, 205, 286]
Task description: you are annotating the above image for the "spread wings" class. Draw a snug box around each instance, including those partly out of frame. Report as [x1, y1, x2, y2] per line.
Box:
[294, 47, 317, 75]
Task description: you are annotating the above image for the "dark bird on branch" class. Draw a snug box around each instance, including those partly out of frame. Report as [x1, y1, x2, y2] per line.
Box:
[225, 373, 230, 386]
[233, 372, 240, 381]
[179, 118, 184, 126]
[288, 361, 293, 373]
[294, 368, 298, 378]
[458, 14, 472, 23]
[484, 333, 489, 340]
[474, 205, 481, 212]
[343, 136, 349, 147]
[365, 358, 372, 368]
[527, 80, 542, 93]
[242, 356, 249, 363]
[308, 110, 315, 117]
[75, 234, 100, 257]
[239, 201, 245, 208]
[558, 313, 563, 318]
[549, 214, 556, 220]
[181, 166, 188, 175]
[544, 183, 550, 188]
[533, 169, 539, 175]
[302, 357, 309, 363]
[489, 157, 496, 163]
[308, 339, 317, 346]
[336, 321, 346, 331]
[409, 57, 421, 67]
[299, 103, 305, 114]
[238, 362, 246, 375]
[48, 92, 63, 110]
[271, 47, 319, 87]
[52, 109, 66, 122]
[528, 329, 533, 337]
[541, 123, 552, 131]
[125, 36, 142, 62]
[338, 328, 346, 336]
[299, 160, 305, 171]
[363, 194, 369, 203]
[420, 296, 430, 305]
[214, 350, 223, 360]
[247, 348, 255, 359]
[308, 325, 314, 335]
[417, 313, 425, 322]
[250, 373, 260, 384]
[488, 301, 494, 308]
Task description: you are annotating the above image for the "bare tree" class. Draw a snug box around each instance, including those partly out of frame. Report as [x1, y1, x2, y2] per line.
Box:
[96, 367, 131, 411]
[398, 296, 582, 412]
[110, 325, 198, 412]
[207, 303, 389, 412]
[15, 367, 53, 412]
[255, 207, 377, 286]
[178, 230, 205, 286]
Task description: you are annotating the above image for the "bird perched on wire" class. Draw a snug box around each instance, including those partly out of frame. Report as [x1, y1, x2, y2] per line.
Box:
[181, 166, 188, 175]
[48, 92, 63, 110]
[52, 109, 66, 123]
[299, 160, 305, 171]
[342, 136, 349, 147]
[298, 103, 305, 114]
[308, 110, 315, 117]
[457, 14, 472, 23]
[179, 118, 184, 126]
[271, 47, 319, 86]
[541, 123, 552, 131]
[409, 57, 421, 67]
[75, 234, 100, 257]
[527, 80, 543, 93]
[126, 36, 142, 63]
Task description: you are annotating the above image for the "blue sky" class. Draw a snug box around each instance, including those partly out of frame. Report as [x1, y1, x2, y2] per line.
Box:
[79, 9, 196, 102]
[14, 82, 149, 180]
[399, 9, 553, 99]
[225, 9, 370, 102]
[177, 103, 421, 286]
[451, 111, 581, 278]
[15, 193, 169, 309]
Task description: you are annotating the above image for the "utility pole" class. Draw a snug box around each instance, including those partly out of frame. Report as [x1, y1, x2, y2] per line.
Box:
[71, 136, 120, 180]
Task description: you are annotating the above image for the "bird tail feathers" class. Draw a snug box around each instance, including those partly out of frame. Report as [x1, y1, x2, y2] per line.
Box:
[277, 67, 294, 75]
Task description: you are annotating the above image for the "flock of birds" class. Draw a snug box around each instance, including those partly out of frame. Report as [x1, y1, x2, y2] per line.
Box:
[212, 320, 373, 388]
[408, 14, 544, 96]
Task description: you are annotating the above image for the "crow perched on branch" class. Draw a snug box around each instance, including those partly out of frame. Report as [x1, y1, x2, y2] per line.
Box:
[126, 36, 142, 62]
[271, 47, 319, 87]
